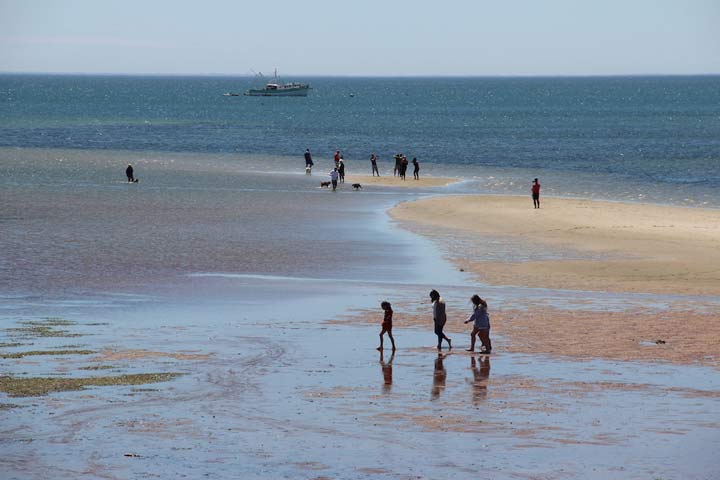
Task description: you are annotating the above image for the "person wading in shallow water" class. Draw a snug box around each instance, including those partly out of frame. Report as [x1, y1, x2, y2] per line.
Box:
[464, 294, 492, 354]
[532, 178, 541, 209]
[377, 301, 396, 351]
[429, 289, 451, 351]
[412, 157, 420, 180]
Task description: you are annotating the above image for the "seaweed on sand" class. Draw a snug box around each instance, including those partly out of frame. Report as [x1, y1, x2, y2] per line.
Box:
[1, 349, 96, 359]
[0, 373, 181, 397]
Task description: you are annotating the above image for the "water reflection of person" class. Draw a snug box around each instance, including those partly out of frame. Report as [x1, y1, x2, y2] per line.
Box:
[469, 356, 491, 403]
[431, 354, 447, 400]
[379, 350, 394, 394]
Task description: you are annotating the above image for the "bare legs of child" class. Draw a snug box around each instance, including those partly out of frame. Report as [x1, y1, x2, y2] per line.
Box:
[377, 326, 396, 351]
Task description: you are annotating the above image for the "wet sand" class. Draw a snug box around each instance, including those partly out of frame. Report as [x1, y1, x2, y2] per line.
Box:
[391, 195, 720, 296]
[338, 303, 720, 367]
[2, 290, 719, 480]
[3, 149, 720, 479]
[345, 174, 459, 188]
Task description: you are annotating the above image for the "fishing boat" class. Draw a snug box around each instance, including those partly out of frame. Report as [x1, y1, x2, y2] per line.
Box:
[244, 70, 310, 97]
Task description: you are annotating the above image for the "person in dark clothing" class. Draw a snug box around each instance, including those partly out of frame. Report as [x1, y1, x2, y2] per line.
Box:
[338, 157, 345, 183]
[412, 157, 420, 180]
[532, 178, 541, 209]
[376, 301, 396, 351]
[304, 149, 314, 170]
[125, 164, 135, 182]
[400, 156, 409, 180]
[370, 153, 380, 177]
[394, 154, 402, 176]
[429, 289, 452, 351]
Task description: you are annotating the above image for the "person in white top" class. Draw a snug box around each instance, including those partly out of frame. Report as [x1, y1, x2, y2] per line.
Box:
[329, 168, 339, 191]
[429, 289, 451, 351]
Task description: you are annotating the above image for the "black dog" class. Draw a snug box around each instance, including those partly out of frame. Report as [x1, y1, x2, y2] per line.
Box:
[352, 183, 362, 190]
[320, 181, 331, 188]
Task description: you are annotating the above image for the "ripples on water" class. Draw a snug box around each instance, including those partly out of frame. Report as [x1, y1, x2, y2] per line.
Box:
[1, 74, 719, 188]
[2, 75, 720, 298]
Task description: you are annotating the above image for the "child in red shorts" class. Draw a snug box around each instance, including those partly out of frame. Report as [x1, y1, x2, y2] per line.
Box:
[377, 301, 396, 351]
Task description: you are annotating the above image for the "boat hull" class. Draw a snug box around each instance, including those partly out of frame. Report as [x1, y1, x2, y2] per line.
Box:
[244, 86, 310, 97]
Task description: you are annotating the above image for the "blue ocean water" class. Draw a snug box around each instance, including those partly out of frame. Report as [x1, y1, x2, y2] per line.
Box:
[1, 74, 719, 191]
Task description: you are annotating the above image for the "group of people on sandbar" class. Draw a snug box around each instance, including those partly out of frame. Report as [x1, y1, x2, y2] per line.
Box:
[377, 289, 492, 354]
[393, 153, 420, 180]
[304, 149, 421, 181]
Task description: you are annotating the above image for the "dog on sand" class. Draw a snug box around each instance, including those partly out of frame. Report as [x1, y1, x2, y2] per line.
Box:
[320, 181, 331, 188]
[352, 183, 362, 190]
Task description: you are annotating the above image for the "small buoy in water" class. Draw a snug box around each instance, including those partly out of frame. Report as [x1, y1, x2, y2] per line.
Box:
[349, 93, 355, 97]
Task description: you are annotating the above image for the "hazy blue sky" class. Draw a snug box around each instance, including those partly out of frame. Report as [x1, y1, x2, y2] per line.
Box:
[1, 0, 718, 76]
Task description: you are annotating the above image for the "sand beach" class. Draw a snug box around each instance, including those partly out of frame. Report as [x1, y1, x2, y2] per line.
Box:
[391, 195, 720, 296]
[345, 174, 460, 188]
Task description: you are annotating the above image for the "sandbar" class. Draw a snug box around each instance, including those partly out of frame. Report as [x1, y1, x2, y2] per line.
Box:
[390, 195, 720, 296]
[345, 174, 459, 188]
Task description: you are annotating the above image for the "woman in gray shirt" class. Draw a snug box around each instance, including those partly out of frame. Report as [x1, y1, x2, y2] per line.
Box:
[464, 294, 492, 354]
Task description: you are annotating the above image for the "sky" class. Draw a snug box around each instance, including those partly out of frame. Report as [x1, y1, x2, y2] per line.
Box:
[1, 0, 719, 76]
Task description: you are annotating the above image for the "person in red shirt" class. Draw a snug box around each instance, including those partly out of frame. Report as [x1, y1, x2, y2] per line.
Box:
[532, 178, 541, 209]
[334, 150, 341, 168]
[377, 301, 396, 351]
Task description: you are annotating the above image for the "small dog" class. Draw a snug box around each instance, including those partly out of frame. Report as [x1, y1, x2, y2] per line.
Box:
[352, 183, 362, 190]
[320, 181, 331, 188]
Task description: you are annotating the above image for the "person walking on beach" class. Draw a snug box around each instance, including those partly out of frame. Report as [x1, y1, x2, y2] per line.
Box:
[334, 150, 341, 168]
[532, 178, 541, 209]
[412, 157, 420, 180]
[429, 289, 451, 351]
[338, 157, 345, 183]
[394, 154, 402, 177]
[125, 164, 135, 182]
[377, 301, 396, 351]
[304, 149, 314, 172]
[329, 168, 339, 191]
[464, 294, 491, 354]
[370, 153, 380, 177]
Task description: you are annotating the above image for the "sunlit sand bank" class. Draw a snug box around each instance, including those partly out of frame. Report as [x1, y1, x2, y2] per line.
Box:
[345, 174, 459, 188]
[390, 195, 720, 296]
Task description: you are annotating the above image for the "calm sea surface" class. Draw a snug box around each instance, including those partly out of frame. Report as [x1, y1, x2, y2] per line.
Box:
[1, 74, 719, 297]
[2, 74, 719, 187]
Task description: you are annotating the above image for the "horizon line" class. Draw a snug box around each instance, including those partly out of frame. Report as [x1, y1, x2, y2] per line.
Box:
[1, 71, 720, 79]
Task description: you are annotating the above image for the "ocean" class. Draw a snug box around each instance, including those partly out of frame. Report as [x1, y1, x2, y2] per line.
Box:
[1, 74, 719, 204]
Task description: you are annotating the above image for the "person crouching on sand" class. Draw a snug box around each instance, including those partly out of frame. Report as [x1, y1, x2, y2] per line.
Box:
[377, 301, 396, 351]
[464, 294, 491, 354]
[429, 289, 451, 351]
